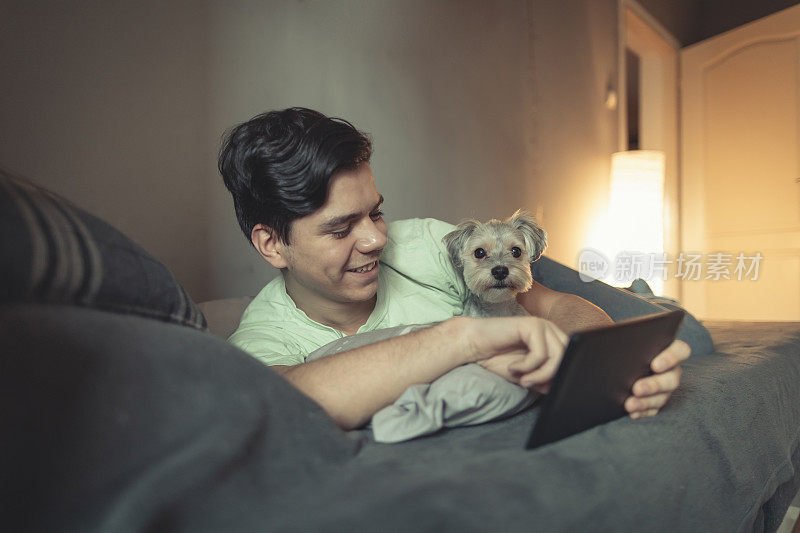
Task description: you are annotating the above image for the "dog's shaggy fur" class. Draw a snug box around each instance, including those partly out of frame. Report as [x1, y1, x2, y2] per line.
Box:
[443, 210, 547, 317]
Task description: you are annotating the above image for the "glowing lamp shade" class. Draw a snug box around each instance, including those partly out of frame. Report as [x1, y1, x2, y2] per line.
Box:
[608, 150, 665, 293]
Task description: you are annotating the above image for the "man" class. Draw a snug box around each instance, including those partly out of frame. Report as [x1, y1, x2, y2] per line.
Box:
[219, 107, 689, 430]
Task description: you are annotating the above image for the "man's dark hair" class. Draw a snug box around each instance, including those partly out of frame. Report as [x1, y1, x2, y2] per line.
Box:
[218, 107, 372, 245]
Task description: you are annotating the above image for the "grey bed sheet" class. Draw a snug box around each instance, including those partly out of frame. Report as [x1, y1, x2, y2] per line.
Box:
[4, 305, 799, 533]
[283, 321, 800, 533]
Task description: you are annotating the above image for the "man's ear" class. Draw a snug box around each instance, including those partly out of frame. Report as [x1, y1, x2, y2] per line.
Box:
[251, 223, 289, 269]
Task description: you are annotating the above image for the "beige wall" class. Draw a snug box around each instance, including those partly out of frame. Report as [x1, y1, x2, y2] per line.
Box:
[529, 0, 618, 268]
[207, 0, 619, 299]
[1, 0, 620, 301]
[0, 0, 212, 300]
[206, 0, 539, 298]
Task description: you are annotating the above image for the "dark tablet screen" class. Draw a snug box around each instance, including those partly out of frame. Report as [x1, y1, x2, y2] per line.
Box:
[525, 310, 685, 450]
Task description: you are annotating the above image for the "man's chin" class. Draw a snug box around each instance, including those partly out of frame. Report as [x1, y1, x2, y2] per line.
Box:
[342, 281, 379, 304]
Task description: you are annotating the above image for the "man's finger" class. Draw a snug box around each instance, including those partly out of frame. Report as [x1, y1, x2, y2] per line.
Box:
[518, 343, 563, 385]
[508, 318, 561, 374]
[651, 339, 691, 372]
[515, 324, 566, 386]
[507, 324, 549, 373]
[630, 408, 660, 419]
[507, 351, 546, 374]
[519, 352, 562, 388]
[625, 392, 670, 413]
[633, 367, 682, 396]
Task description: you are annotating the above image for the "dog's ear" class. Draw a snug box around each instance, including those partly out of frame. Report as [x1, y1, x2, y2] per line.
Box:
[508, 209, 547, 262]
[442, 219, 479, 271]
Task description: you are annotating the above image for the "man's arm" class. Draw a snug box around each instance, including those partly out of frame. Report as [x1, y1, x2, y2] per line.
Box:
[270, 315, 568, 430]
[271, 319, 468, 430]
[517, 280, 613, 334]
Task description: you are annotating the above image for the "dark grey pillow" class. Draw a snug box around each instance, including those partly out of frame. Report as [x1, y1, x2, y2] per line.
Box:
[0, 303, 355, 532]
[0, 170, 206, 330]
[531, 256, 714, 356]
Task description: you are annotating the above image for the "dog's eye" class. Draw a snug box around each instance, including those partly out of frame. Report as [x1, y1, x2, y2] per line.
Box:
[474, 248, 486, 259]
[511, 247, 522, 258]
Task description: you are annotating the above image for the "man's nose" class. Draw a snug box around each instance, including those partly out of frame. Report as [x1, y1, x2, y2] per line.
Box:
[355, 220, 387, 253]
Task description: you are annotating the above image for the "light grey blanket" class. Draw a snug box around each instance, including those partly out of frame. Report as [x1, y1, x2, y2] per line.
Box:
[306, 324, 535, 442]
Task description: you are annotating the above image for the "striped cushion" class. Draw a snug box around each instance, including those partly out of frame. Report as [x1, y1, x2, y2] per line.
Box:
[0, 170, 206, 330]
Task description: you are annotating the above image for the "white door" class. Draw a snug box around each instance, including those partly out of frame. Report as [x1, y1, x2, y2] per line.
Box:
[681, 4, 800, 321]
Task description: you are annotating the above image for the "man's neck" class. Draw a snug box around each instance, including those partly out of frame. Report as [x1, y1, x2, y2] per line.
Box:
[283, 276, 376, 335]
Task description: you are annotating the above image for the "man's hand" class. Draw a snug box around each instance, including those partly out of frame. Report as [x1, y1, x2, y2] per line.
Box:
[625, 339, 690, 419]
[468, 316, 569, 394]
[518, 282, 690, 418]
[468, 314, 691, 420]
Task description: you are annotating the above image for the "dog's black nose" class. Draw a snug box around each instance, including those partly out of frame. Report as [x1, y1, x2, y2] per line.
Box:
[491, 266, 509, 280]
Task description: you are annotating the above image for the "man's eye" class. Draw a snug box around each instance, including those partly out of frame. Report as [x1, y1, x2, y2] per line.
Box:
[474, 248, 486, 259]
[331, 227, 351, 239]
[511, 247, 522, 258]
[370, 210, 384, 220]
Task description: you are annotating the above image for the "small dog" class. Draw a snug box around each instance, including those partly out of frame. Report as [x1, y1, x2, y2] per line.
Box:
[443, 210, 547, 317]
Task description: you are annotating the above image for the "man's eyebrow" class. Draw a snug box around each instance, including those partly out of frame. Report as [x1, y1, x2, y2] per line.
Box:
[319, 195, 384, 230]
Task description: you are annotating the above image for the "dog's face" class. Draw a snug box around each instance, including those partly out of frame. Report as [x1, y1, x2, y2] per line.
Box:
[443, 210, 547, 304]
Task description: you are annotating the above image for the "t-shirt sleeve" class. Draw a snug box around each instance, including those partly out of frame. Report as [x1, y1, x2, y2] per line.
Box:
[381, 218, 467, 302]
[224, 279, 313, 367]
[228, 327, 306, 367]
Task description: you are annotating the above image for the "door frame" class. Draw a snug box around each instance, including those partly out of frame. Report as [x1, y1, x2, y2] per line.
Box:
[617, 0, 681, 299]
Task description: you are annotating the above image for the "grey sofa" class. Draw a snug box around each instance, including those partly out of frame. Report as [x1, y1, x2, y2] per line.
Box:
[2, 170, 800, 532]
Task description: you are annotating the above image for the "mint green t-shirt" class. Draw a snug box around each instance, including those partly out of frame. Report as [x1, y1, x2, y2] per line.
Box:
[228, 218, 467, 366]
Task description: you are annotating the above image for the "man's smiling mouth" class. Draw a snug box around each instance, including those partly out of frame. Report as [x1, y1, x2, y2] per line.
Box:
[348, 261, 377, 273]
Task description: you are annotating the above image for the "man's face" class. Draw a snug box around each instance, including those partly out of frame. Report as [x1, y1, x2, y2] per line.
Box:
[279, 162, 388, 306]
